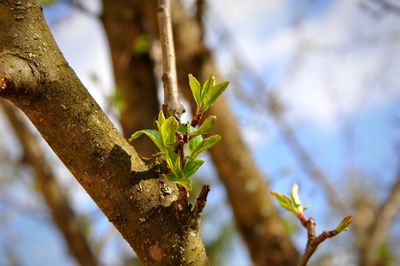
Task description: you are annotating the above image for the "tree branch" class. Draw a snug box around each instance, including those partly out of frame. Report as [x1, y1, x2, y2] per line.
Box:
[157, 0, 184, 118]
[298, 215, 351, 266]
[0, 1, 207, 264]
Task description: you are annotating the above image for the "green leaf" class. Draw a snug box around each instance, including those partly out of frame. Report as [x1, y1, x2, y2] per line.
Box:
[189, 135, 203, 152]
[271, 192, 296, 214]
[335, 215, 352, 233]
[165, 148, 180, 174]
[183, 159, 204, 178]
[190, 135, 221, 159]
[156, 110, 166, 131]
[196, 115, 216, 135]
[200, 75, 215, 101]
[160, 116, 179, 147]
[167, 173, 191, 190]
[202, 81, 229, 111]
[188, 74, 201, 107]
[129, 130, 163, 151]
[178, 124, 188, 135]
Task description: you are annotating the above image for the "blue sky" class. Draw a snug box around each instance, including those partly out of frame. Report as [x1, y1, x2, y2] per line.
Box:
[1, 0, 400, 265]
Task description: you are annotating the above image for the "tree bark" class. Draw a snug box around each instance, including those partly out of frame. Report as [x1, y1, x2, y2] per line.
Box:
[0, 1, 208, 265]
[1, 100, 97, 266]
[101, 1, 160, 157]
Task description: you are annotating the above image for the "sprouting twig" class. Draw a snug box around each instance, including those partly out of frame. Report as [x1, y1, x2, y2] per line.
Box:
[272, 184, 351, 266]
[298, 215, 352, 266]
[157, 0, 184, 118]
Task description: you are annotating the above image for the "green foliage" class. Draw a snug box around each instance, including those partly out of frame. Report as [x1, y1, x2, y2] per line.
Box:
[190, 135, 221, 160]
[129, 130, 162, 151]
[192, 116, 217, 137]
[132, 34, 150, 55]
[189, 74, 229, 112]
[272, 184, 352, 239]
[271, 183, 305, 216]
[130, 74, 228, 190]
[110, 86, 127, 112]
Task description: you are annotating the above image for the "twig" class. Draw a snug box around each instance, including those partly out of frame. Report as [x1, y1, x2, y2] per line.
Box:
[192, 184, 211, 220]
[157, 0, 184, 118]
[298, 217, 346, 266]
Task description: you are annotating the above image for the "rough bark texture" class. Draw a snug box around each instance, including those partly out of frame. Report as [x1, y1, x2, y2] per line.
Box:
[169, 1, 300, 265]
[0, 1, 208, 265]
[1, 100, 97, 266]
[101, 1, 160, 157]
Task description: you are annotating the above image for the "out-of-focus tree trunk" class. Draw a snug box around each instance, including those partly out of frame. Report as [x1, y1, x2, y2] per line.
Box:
[1, 100, 97, 266]
[101, 1, 160, 157]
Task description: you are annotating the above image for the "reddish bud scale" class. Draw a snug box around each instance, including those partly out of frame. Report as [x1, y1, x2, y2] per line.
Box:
[297, 213, 308, 227]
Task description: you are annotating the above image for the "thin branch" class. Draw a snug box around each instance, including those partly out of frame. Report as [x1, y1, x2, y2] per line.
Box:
[157, 0, 184, 118]
[192, 184, 211, 220]
[298, 215, 351, 266]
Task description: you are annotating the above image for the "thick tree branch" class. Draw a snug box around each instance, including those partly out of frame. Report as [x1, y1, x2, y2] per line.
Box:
[1, 100, 97, 266]
[157, 0, 184, 118]
[0, 1, 207, 264]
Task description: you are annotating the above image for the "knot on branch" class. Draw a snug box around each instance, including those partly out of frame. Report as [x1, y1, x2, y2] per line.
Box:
[0, 53, 40, 100]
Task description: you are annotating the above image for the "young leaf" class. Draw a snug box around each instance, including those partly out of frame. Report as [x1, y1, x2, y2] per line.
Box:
[335, 215, 352, 233]
[190, 135, 221, 159]
[202, 81, 229, 111]
[160, 116, 179, 147]
[156, 110, 166, 132]
[183, 159, 204, 178]
[165, 148, 180, 174]
[271, 192, 296, 214]
[188, 74, 201, 106]
[158, 109, 166, 125]
[129, 129, 163, 151]
[291, 183, 304, 214]
[200, 75, 215, 102]
[192, 115, 216, 137]
[189, 134, 203, 152]
[167, 173, 191, 190]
